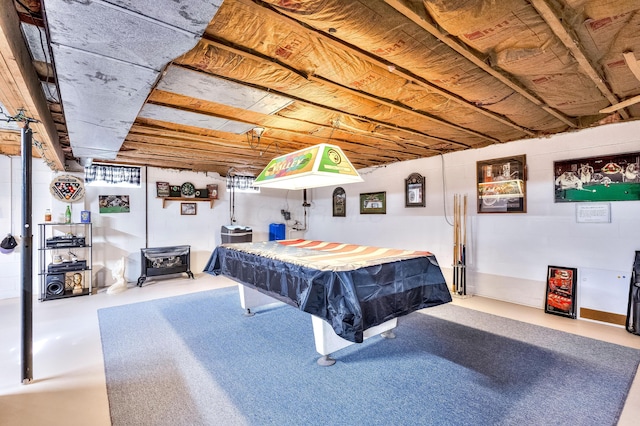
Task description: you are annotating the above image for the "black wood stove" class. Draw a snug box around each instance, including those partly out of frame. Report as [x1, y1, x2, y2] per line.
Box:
[137, 245, 194, 286]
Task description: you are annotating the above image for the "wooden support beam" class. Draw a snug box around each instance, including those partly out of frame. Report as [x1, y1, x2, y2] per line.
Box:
[623, 52, 640, 82]
[0, 0, 65, 170]
[244, 0, 536, 137]
[175, 48, 471, 152]
[384, 0, 577, 128]
[599, 94, 640, 114]
[146, 89, 448, 156]
[528, 0, 629, 120]
[597, 52, 640, 114]
[308, 74, 500, 144]
[125, 124, 421, 166]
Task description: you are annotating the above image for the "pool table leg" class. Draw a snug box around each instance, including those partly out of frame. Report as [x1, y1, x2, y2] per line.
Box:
[381, 330, 396, 339]
[317, 355, 336, 366]
[237, 284, 399, 366]
[312, 316, 398, 366]
[238, 284, 275, 315]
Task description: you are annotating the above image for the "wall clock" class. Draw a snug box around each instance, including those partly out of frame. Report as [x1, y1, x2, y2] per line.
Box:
[49, 175, 85, 202]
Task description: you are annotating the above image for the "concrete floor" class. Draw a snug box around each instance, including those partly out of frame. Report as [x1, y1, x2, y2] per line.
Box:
[1, 273, 639, 425]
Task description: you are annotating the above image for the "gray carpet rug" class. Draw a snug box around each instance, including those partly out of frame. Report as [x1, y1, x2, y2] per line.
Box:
[98, 286, 640, 425]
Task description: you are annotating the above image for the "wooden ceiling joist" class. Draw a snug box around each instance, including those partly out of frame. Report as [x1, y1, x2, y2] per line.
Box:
[196, 39, 474, 150]
[528, 0, 629, 120]
[127, 125, 415, 167]
[147, 88, 445, 156]
[0, 0, 64, 169]
[136, 94, 448, 159]
[245, 0, 537, 137]
[623, 51, 640, 83]
[308, 74, 500, 144]
[597, 49, 639, 114]
[383, 0, 578, 128]
[152, 61, 474, 152]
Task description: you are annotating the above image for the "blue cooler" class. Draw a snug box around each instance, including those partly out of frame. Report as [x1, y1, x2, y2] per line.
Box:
[269, 223, 286, 241]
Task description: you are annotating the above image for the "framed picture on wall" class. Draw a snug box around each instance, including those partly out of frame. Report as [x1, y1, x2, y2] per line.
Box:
[99, 195, 130, 213]
[180, 202, 197, 215]
[405, 173, 425, 207]
[476, 155, 526, 213]
[360, 191, 386, 214]
[544, 265, 577, 319]
[553, 151, 640, 202]
[332, 187, 346, 217]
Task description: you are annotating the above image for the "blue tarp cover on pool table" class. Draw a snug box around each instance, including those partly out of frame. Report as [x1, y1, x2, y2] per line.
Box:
[204, 239, 452, 343]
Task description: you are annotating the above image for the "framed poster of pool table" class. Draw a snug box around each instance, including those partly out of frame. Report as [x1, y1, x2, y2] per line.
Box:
[553, 151, 640, 202]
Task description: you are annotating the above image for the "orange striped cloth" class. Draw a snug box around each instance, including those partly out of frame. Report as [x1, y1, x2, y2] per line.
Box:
[225, 239, 433, 271]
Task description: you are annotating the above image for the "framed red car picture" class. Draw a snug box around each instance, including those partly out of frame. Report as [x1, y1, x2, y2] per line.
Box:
[545, 266, 577, 319]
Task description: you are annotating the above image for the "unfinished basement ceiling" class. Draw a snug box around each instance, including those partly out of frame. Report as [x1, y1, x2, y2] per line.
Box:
[2, 0, 640, 177]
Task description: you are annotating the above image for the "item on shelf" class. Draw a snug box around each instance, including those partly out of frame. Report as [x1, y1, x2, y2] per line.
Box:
[207, 184, 218, 199]
[65, 205, 72, 224]
[156, 181, 170, 197]
[46, 235, 86, 248]
[180, 182, 196, 197]
[44, 209, 52, 222]
[48, 260, 87, 273]
[195, 188, 209, 198]
[71, 272, 84, 294]
[169, 185, 181, 197]
[80, 210, 91, 223]
[45, 273, 65, 296]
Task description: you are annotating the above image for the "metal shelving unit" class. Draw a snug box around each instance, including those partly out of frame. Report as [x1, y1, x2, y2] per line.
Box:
[38, 222, 92, 301]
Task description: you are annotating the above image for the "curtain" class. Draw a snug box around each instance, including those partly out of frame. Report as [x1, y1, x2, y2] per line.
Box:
[226, 175, 259, 192]
[85, 165, 141, 185]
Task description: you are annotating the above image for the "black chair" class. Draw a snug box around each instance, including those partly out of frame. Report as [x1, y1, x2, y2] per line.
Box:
[626, 251, 640, 335]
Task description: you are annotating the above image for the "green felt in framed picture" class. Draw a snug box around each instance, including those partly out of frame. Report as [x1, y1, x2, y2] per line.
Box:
[554, 151, 640, 202]
[99, 195, 130, 213]
[360, 191, 386, 214]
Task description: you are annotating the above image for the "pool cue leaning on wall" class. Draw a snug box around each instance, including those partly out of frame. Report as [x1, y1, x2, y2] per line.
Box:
[452, 194, 467, 296]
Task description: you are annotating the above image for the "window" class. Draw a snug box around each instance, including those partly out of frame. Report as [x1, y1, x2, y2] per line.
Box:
[226, 175, 259, 193]
[85, 165, 141, 187]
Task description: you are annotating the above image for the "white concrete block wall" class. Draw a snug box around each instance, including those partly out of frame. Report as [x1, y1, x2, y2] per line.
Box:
[307, 121, 640, 308]
[1, 120, 639, 310]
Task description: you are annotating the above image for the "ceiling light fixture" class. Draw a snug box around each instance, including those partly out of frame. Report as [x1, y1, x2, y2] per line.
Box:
[253, 143, 363, 190]
[248, 127, 265, 149]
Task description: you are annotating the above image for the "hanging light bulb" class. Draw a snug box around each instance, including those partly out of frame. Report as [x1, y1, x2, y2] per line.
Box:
[248, 127, 265, 150]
